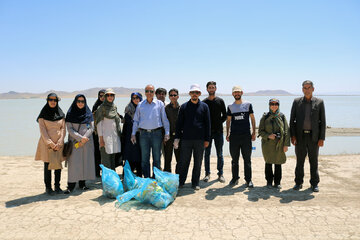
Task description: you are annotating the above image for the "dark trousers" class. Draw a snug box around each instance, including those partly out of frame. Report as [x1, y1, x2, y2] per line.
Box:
[164, 136, 181, 174]
[265, 163, 282, 185]
[139, 129, 162, 178]
[229, 134, 252, 182]
[179, 139, 204, 187]
[100, 147, 117, 170]
[93, 133, 101, 177]
[295, 133, 320, 186]
[44, 162, 61, 189]
[204, 132, 224, 176]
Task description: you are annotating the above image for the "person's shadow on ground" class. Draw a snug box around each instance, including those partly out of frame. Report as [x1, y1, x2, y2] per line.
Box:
[243, 186, 315, 203]
[205, 183, 247, 200]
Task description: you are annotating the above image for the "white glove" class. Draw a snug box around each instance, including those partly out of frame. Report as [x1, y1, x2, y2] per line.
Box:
[173, 138, 180, 149]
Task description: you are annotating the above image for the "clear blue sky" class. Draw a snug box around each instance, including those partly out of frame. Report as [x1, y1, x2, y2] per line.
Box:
[1, 0, 359, 94]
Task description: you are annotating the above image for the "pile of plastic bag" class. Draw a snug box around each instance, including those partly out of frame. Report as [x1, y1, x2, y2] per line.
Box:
[113, 161, 179, 209]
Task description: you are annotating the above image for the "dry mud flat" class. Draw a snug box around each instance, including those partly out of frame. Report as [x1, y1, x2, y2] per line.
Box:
[1, 154, 359, 240]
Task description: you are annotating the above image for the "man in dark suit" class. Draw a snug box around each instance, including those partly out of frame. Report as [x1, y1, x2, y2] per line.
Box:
[290, 80, 326, 192]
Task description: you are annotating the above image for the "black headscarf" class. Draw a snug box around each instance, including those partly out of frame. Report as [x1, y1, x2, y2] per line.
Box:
[36, 93, 65, 122]
[65, 94, 94, 124]
[92, 89, 106, 113]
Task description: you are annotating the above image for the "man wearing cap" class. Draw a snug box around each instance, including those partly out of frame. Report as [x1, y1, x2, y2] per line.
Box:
[202, 81, 227, 183]
[174, 84, 211, 190]
[226, 86, 256, 188]
[290, 80, 326, 192]
[131, 84, 170, 178]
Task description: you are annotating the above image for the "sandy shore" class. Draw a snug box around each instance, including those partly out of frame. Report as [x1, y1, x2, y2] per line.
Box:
[1, 154, 360, 239]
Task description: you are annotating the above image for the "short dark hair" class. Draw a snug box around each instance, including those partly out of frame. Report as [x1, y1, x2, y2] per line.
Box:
[206, 81, 217, 88]
[169, 88, 179, 95]
[155, 88, 167, 95]
[302, 80, 314, 87]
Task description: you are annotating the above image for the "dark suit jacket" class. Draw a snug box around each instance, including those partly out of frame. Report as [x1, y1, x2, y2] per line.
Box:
[290, 96, 326, 142]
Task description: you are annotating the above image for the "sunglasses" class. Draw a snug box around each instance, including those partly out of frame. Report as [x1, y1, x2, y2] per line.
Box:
[77, 100, 85, 103]
[48, 98, 58, 102]
[270, 103, 279, 106]
[132, 96, 140, 100]
[145, 90, 154, 93]
[169, 94, 178, 97]
[99, 94, 105, 98]
[106, 94, 115, 97]
[190, 91, 200, 95]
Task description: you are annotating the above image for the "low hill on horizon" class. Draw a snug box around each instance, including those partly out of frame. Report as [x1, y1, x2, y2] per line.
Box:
[0, 88, 298, 99]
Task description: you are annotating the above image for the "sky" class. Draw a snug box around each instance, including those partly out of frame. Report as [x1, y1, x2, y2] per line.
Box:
[0, 0, 359, 95]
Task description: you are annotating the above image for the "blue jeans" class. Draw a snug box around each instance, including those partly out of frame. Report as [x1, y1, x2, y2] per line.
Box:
[204, 132, 224, 176]
[139, 129, 162, 178]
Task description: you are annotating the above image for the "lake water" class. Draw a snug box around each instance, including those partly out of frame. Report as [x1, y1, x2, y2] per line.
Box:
[0, 95, 359, 156]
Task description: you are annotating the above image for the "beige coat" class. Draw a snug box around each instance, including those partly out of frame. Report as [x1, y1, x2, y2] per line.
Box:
[35, 118, 66, 162]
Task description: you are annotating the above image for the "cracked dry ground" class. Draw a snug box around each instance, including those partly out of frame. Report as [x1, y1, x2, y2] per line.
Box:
[1, 154, 359, 240]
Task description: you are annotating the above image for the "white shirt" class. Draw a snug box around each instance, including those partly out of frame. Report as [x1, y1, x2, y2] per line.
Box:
[97, 117, 121, 154]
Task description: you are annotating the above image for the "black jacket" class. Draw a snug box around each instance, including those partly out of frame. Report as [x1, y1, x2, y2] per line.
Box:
[290, 96, 326, 142]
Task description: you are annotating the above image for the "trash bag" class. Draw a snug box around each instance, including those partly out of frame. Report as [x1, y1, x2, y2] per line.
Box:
[115, 189, 141, 208]
[123, 160, 146, 191]
[135, 179, 174, 209]
[153, 167, 179, 199]
[100, 164, 124, 199]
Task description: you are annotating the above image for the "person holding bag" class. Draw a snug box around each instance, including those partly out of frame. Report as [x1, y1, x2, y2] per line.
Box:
[64, 94, 96, 194]
[35, 93, 66, 195]
[258, 98, 290, 189]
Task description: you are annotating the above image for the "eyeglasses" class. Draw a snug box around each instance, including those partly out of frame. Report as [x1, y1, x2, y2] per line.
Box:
[169, 94, 178, 97]
[270, 103, 279, 106]
[145, 90, 154, 93]
[106, 94, 115, 97]
[190, 91, 200, 95]
[77, 100, 85, 103]
[48, 98, 57, 102]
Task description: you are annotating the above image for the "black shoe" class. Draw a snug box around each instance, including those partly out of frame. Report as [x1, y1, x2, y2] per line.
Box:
[179, 184, 184, 189]
[81, 186, 90, 190]
[274, 184, 282, 189]
[64, 189, 73, 194]
[266, 182, 272, 189]
[246, 181, 254, 188]
[46, 188, 55, 196]
[312, 185, 319, 192]
[202, 174, 210, 182]
[293, 184, 303, 190]
[229, 178, 239, 186]
[55, 187, 63, 194]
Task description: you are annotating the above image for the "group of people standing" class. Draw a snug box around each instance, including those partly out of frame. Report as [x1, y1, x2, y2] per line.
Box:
[35, 80, 326, 195]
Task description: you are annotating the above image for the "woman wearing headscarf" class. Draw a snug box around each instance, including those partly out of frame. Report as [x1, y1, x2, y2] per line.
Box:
[35, 93, 66, 195]
[258, 98, 290, 189]
[122, 92, 143, 176]
[94, 88, 122, 170]
[64, 94, 96, 194]
[92, 89, 105, 177]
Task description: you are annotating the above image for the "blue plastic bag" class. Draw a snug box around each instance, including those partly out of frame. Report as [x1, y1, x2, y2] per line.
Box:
[100, 164, 124, 199]
[135, 179, 174, 209]
[153, 167, 179, 199]
[115, 189, 141, 207]
[123, 160, 146, 191]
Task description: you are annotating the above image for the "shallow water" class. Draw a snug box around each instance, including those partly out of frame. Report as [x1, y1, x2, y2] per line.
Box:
[0, 95, 359, 156]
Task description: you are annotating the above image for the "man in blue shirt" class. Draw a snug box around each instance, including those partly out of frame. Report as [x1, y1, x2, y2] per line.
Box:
[175, 84, 211, 190]
[132, 84, 170, 178]
[226, 86, 256, 188]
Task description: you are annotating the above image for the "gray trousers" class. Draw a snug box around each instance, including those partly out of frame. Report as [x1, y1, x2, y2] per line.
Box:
[100, 147, 116, 170]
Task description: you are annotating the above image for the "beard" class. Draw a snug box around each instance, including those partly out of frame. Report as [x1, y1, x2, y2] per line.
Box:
[234, 95, 242, 100]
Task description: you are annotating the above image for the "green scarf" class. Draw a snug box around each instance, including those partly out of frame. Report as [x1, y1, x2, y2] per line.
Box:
[94, 98, 122, 136]
[269, 108, 285, 150]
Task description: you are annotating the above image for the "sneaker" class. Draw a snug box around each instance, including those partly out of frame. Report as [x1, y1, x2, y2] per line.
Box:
[246, 181, 254, 188]
[229, 178, 239, 186]
[218, 175, 225, 183]
[55, 187, 63, 194]
[274, 184, 282, 189]
[312, 185, 319, 192]
[293, 184, 303, 190]
[192, 185, 200, 191]
[64, 189, 73, 194]
[203, 174, 210, 182]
